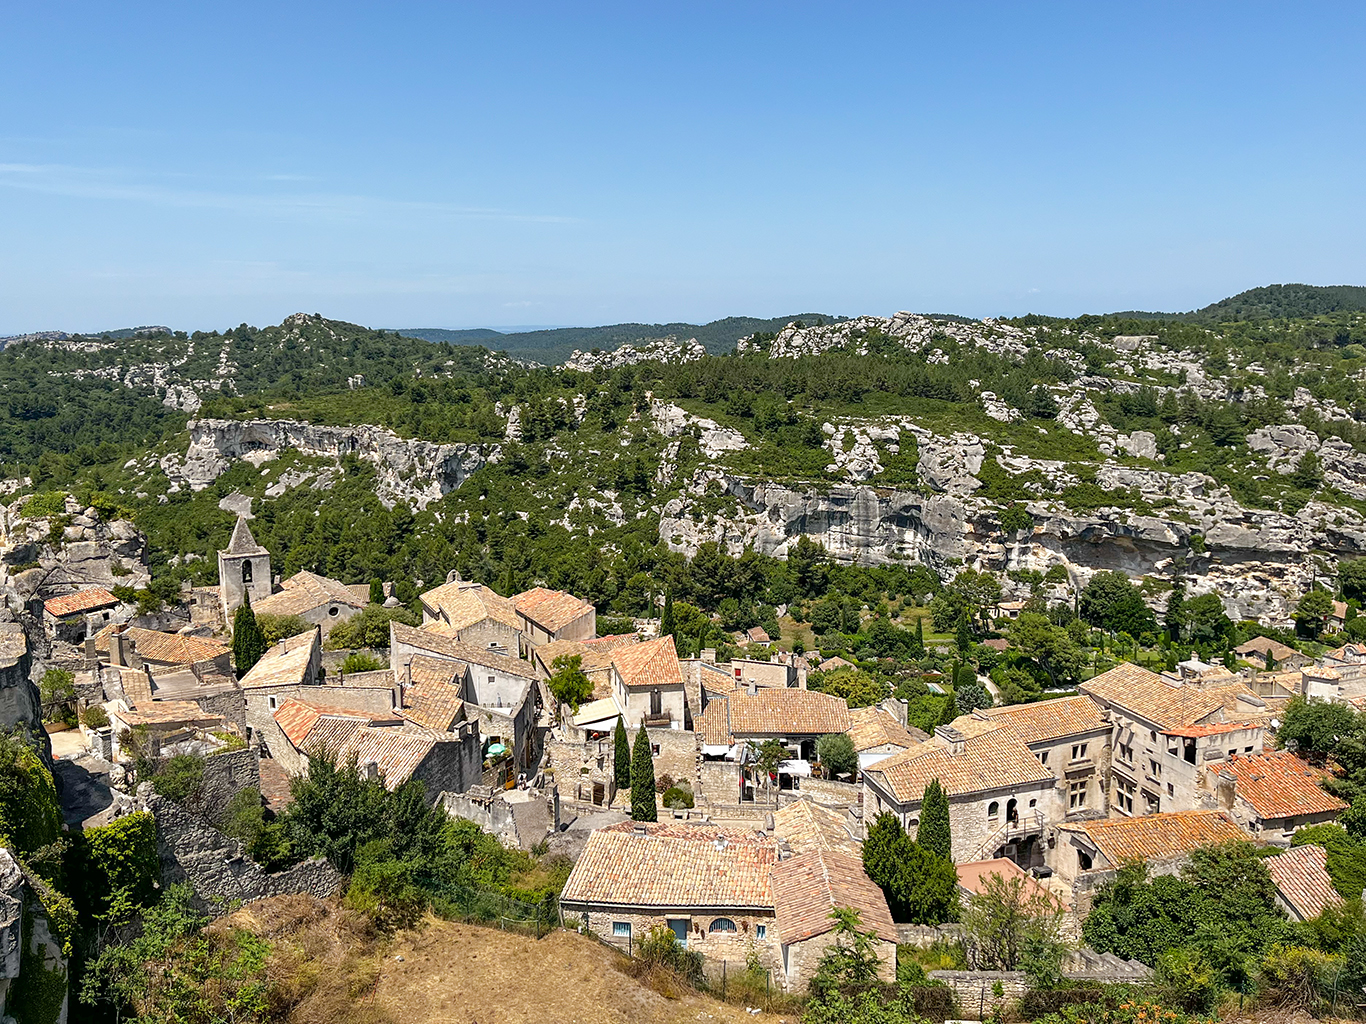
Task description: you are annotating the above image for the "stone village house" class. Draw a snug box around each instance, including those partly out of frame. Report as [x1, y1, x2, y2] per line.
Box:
[559, 820, 895, 993]
[862, 718, 1057, 866]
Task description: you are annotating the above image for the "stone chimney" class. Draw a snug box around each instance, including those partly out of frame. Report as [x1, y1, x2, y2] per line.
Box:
[111, 626, 127, 667]
[362, 761, 380, 781]
[935, 725, 967, 756]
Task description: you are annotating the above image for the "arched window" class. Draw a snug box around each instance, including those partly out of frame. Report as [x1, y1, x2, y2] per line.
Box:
[988, 801, 1000, 822]
[708, 918, 737, 934]
[241, 560, 253, 584]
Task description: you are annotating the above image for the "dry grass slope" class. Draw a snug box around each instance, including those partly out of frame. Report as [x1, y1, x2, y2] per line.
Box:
[219, 894, 793, 1024]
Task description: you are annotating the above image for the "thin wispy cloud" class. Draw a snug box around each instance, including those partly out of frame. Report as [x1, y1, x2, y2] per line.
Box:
[0, 162, 576, 224]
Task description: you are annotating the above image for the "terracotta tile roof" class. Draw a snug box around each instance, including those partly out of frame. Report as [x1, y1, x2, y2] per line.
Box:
[513, 587, 595, 633]
[847, 705, 926, 753]
[392, 622, 538, 679]
[818, 656, 854, 672]
[1081, 662, 1231, 730]
[44, 588, 118, 617]
[419, 581, 521, 632]
[866, 721, 1054, 803]
[696, 696, 735, 746]
[956, 858, 1063, 909]
[585, 633, 641, 652]
[335, 725, 442, 791]
[225, 516, 267, 555]
[238, 633, 319, 689]
[1059, 810, 1245, 866]
[611, 635, 682, 690]
[402, 654, 464, 690]
[258, 757, 294, 812]
[94, 625, 230, 666]
[746, 627, 771, 644]
[113, 700, 225, 729]
[272, 698, 400, 750]
[695, 689, 852, 745]
[980, 695, 1108, 745]
[771, 850, 896, 945]
[1266, 845, 1344, 920]
[254, 570, 365, 618]
[401, 676, 466, 732]
[560, 821, 778, 910]
[1219, 751, 1348, 820]
[1235, 636, 1299, 662]
[772, 798, 862, 858]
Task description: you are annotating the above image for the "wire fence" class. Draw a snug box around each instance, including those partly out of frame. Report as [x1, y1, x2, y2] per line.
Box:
[424, 880, 560, 939]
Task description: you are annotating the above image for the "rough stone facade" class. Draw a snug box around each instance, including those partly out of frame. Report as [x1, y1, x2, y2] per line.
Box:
[147, 794, 343, 913]
[781, 928, 896, 994]
[577, 907, 782, 976]
[0, 849, 70, 1024]
[439, 784, 560, 850]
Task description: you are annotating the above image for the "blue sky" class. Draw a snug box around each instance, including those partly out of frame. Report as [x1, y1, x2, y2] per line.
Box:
[2, 3, 1364, 333]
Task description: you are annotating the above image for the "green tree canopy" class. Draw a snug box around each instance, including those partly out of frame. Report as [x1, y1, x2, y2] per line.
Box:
[1079, 570, 1156, 636]
[547, 654, 592, 711]
[916, 778, 952, 861]
[232, 599, 269, 676]
[630, 725, 657, 822]
[816, 733, 857, 779]
[862, 812, 958, 925]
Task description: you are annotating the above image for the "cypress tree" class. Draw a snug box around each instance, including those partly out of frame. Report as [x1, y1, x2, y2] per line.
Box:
[613, 716, 631, 797]
[232, 597, 268, 677]
[630, 724, 657, 822]
[917, 778, 952, 861]
[368, 578, 384, 605]
[911, 617, 925, 657]
[660, 590, 676, 639]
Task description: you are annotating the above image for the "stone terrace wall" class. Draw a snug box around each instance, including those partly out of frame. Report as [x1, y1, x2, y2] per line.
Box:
[929, 970, 1029, 1017]
[147, 795, 342, 914]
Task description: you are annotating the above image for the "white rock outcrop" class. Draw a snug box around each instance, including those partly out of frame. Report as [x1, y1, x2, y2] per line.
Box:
[161, 419, 499, 510]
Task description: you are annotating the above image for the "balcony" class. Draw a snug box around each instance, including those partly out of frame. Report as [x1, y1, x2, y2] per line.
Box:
[643, 709, 673, 728]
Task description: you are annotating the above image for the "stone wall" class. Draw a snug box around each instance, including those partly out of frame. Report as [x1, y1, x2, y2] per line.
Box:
[698, 760, 744, 806]
[783, 777, 861, 808]
[928, 970, 1029, 1016]
[574, 906, 782, 976]
[197, 747, 262, 824]
[896, 922, 966, 948]
[147, 795, 342, 913]
[243, 682, 396, 760]
[783, 929, 896, 994]
[646, 727, 698, 792]
[440, 784, 560, 849]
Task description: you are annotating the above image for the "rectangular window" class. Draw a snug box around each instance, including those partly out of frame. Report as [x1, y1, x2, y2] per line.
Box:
[1037, 750, 1049, 765]
[268, 696, 278, 710]
[1068, 781, 1087, 809]
[756, 924, 767, 940]
[1118, 743, 1132, 763]
[1228, 749, 1237, 759]
[1149, 758, 1161, 779]
[613, 921, 631, 937]
[1116, 778, 1135, 814]
[1071, 743, 1088, 761]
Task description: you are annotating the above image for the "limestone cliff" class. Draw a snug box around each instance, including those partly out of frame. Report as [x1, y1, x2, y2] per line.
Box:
[161, 418, 500, 510]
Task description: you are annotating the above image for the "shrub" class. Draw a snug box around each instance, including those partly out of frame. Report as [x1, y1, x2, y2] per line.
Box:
[662, 786, 694, 809]
[21, 491, 67, 518]
[82, 705, 110, 730]
[1258, 943, 1332, 1012]
[71, 811, 160, 922]
[152, 754, 205, 803]
[635, 924, 704, 987]
[816, 732, 857, 778]
[0, 735, 63, 856]
[340, 652, 385, 674]
[254, 613, 311, 646]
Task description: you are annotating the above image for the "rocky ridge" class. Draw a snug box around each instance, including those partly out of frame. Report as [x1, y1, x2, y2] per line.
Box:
[160, 418, 501, 510]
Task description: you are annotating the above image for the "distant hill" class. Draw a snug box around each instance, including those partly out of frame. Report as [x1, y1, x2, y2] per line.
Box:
[1113, 283, 1366, 323]
[396, 313, 838, 365]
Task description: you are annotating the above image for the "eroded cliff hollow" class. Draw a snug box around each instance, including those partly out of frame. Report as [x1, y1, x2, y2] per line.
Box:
[160, 418, 501, 510]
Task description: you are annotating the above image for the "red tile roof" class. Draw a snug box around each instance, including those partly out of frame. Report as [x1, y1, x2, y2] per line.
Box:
[94, 625, 229, 666]
[272, 698, 399, 750]
[1219, 751, 1348, 820]
[696, 689, 851, 746]
[254, 570, 365, 618]
[980, 695, 1108, 745]
[43, 588, 118, 617]
[335, 726, 442, 791]
[560, 822, 778, 910]
[866, 719, 1054, 803]
[611, 635, 682, 690]
[419, 581, 521, 632]
[771, 850, 896, 945]
[1266, 845, 1344, 921]
[1059, 810, 1245, 866]
[1081, 662, 1239, 730]
[772, 798, 862, 858]
[513, 587, 595, 633]
[847, 705, 926, 753]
